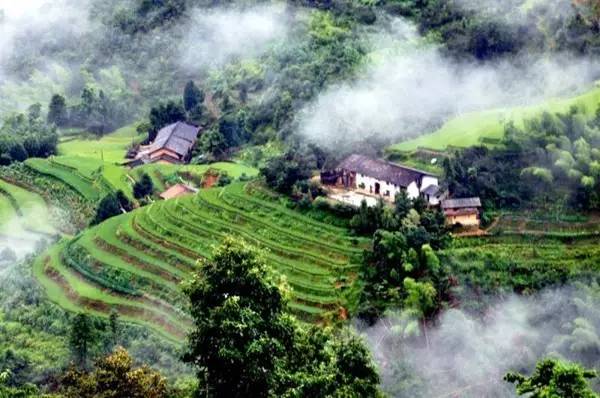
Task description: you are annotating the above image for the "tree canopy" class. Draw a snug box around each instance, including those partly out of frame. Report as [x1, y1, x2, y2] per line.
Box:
[183, 237, 382, 398]
[505, 358, 599, 398]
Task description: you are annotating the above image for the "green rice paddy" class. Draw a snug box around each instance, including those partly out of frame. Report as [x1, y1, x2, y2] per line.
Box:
[35, 182, 368, 339]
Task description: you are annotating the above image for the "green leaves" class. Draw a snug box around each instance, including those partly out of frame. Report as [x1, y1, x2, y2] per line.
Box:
[184, 237, 382, 397]
[505, 358, 599, 398]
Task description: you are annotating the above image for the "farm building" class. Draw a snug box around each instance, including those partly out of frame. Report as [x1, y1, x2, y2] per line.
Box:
[441, 197, 482, 227]
[321, 154, 440, 204]
[159, 183, 197, 200]
[126, 122, 201, 167]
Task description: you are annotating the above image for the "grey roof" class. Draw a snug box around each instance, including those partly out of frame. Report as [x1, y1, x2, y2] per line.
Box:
[337, 154, 434, 187]
[146, 122, 200, 157]
[422, 184, 440, 196]
[441, 197, 482, 209]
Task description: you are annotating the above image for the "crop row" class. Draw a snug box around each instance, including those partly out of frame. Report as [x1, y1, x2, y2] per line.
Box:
[35, 242, 190, 340]
[25, 159, 101, 202]
[133, 198, 345, 313]
[219, 183, 367, 252]
[43, 181, 361, 334]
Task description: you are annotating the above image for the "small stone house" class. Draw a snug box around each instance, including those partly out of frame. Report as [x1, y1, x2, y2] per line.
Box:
[126, 122, 201, 167]
[321, 154, 440, 204]
[441, 197, 482, 227]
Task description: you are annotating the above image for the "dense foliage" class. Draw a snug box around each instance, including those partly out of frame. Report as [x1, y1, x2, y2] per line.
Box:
[0, 106, 58, 165]
[445, 105, 600, 212]
[259, 149, 315, 195]
[61, 347, 172, 398]
[505, 358, 598, 398]
[183, 237, 382, 397]
[356, 194, 451, 323]
[48, 88, 131, 135]
[133, 173, 154, 199]
[91, 190, 131, 225]
[381, 0, 600, 59]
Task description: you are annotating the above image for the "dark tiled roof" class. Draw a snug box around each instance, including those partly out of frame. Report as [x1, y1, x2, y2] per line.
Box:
[422, 184, 440, 196]
[147, 122, 200, 158]
[441, 197, 482, 209]
[337, 154, 434, 187]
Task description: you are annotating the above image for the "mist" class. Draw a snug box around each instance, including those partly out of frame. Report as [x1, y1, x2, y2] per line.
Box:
[364, 286, 600, 397]
[0, 0, 93, 115]
[297, 17, 600, 149]
[180, 3, 291, 71]
[0, 201, 58, 265]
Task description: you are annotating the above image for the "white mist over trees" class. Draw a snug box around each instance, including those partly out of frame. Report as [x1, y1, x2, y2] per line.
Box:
[180, 4, 291, 70]
[297, 16, 600, 148]
[364, 285, 600, 397]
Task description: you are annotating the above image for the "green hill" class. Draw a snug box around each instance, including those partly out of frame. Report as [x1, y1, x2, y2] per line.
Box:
[390, 85, 600, 152]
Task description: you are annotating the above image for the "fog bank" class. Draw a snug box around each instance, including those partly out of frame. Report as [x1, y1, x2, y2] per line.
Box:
[180, 3, 291, 71]
[364, 286, 600, 397]
[297, 18, 600, 149]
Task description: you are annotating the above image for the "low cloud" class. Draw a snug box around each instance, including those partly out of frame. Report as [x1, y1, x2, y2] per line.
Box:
[180, 3, 291, 71]
[0, 202, 57, 262]
[363, 286, 600, 397]
[0, 0, 93, 114]
[297, 18, 600, 149]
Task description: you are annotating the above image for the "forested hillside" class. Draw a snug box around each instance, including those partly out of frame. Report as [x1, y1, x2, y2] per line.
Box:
[2, 0, 600, 397]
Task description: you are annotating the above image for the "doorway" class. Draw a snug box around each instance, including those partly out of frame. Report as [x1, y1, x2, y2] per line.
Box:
[374, 182, 380, 195]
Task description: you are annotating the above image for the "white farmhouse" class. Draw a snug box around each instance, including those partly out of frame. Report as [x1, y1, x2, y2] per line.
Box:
[321, 154, 441, 205]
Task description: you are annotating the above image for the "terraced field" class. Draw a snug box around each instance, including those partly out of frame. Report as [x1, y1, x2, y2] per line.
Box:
[36, 182, 368, 339]
[25, 158, 108, 202]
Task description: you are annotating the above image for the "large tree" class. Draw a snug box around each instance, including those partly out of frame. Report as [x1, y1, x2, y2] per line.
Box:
[505, 358, 598, 398]
[133, 174, 154, 199]
[183, 237, 382, 398]
[183, 238, 295, 397]
[47, 94, 68, 127]
[260, 150, 314, 194]
[91, 191, 129, 225]
[69, 313, 95, 369]
[183, 80, 204, 113]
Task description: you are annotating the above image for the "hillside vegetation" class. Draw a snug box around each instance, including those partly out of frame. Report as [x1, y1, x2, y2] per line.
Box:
[2, 0, 600, 396]
[390, 85, 600, 152]
[35, 182, 368, 339]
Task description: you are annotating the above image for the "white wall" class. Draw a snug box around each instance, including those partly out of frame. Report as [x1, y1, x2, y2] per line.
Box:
[356, 173, 402, 200]
[427, 196, 441, 206]
[354, 173, 440, 203]
[406, 181, 420, 199]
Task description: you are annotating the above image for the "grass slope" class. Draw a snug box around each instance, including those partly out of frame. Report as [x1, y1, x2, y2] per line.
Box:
[390, 85, 600, 151]
[36, 182, 368, 339]
[58, 124, 141, 164]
